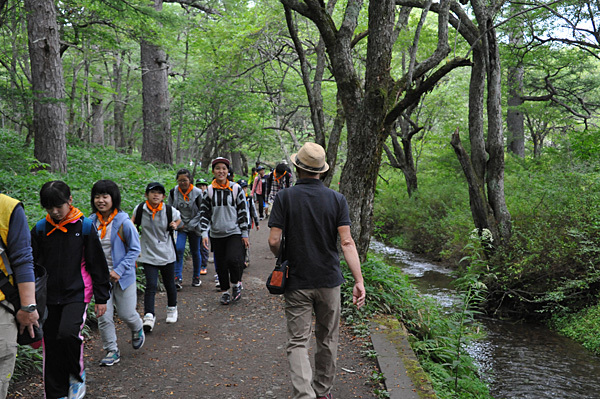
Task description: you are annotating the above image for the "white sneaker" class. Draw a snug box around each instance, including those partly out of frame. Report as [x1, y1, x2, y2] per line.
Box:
[166, 306, 178, 324]
[143, 313, 155, 332]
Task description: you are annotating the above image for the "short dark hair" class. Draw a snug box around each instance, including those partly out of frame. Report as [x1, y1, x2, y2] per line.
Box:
[40, 180, 71, 209]
[91, 180, 122, 213]
[295, 167, 319, 179]
[176, 168, 192, 181]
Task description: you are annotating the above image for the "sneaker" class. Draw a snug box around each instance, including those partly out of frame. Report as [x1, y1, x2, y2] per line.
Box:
[175, 277, 183, 291]
[132, 328, 145, 350]
[192, 276, 201, 287]
[68, 371, 86, 399]
[166, 306, 178, 323]
[99, 350, 120, 367]
[143, 313, 155, 332]
[317, 394, 333, 399]
[220, 292, 231, 305]
[232, 284, 242, 302]
[215, 275, 220, 289]
[200, 267, 208, 275]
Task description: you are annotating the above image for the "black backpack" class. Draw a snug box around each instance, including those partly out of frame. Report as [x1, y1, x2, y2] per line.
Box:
[133, 202, 178, 261]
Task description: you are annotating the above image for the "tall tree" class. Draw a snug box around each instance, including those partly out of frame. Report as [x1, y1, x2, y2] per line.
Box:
[282, 0, 470, 258]
[25, 0, 67, 172]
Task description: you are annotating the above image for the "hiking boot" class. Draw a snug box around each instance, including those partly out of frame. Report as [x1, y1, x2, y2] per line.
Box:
[192, 276, 201, 287]
[166, 306, 178, 323]
[232, 284, 242, 302]
[143, 313, 155, 332]
[317, 394, 333, 399]
[200, 267, 208, 275]
[175, 277, 183, 291]
[99, 350, 120, 367]
[68, 371, 86, 399]
[132, 328, 145, 350]
[220, 292, 231, 305]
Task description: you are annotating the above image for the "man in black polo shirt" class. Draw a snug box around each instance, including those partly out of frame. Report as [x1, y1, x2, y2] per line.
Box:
[268, 142, 366, 399]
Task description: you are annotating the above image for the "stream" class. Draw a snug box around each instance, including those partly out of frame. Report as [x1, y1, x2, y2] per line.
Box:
[370, 240, 600, 398]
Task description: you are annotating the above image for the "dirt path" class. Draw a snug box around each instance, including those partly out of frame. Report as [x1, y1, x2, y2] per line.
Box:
[9, 224, 379, 398]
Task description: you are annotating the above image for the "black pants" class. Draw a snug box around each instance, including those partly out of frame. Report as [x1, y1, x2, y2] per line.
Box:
[211, 235, 245, 291]
[43, 302, 87, 399]
[256, 193, 265, 217]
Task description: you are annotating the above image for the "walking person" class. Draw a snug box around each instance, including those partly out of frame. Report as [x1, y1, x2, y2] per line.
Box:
[168, 169, 204, 289]
[89, 180, 144, 367]
[0, 192, 38, 399]
[195, 178, 210, 276]
[267, 143, 366, 399]
[200, 157, 248, 305]
[265, 162, 292, 217]
[132, 182, 182, 332]
[251, 165, 268, 220]
[31, 181, 111, 399]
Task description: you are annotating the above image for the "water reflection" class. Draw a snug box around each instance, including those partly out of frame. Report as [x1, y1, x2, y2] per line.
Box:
[370, 239, 600, 399]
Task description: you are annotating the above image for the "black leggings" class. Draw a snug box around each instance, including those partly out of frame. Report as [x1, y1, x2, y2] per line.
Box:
[211, 235, 245, 291]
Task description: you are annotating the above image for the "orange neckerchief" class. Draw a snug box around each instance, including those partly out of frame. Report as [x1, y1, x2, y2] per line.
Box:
[178, 184, 194, 201]
[45, 206, 84, 236]
[212, 180, 233, 192]
[96, 208, 118, 239]
[145, 200, 163, 220]
[274, 170, 287, 182]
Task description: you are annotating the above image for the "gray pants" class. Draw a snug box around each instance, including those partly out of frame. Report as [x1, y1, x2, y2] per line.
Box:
[284, 286, 341, 399]
[98, 282, 143, 353]
[0, 301, 17, 399]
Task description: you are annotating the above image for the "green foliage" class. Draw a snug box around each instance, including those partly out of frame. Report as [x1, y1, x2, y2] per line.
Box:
[550, 304, 600, 355]
[12, 345, 43, 380]
[341, 255, 491, 399]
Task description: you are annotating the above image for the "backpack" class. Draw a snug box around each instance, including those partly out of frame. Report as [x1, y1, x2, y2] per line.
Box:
[133, 202, 178, 261]
[36, 216, 94, 237]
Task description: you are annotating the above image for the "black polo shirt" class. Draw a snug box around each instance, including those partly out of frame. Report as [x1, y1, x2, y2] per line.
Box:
[268, 178, 350, 290]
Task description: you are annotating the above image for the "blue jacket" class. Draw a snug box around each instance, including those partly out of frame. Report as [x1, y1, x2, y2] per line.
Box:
[89, 210, 141, 290]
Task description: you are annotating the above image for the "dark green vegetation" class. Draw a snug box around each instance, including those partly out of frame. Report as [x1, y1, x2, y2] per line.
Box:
[374, 128, 600, 354]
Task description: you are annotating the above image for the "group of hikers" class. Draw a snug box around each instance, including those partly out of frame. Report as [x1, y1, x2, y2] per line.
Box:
[1, 142, 366, 399]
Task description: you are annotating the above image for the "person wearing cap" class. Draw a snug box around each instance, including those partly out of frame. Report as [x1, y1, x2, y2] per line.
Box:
[195, 178, 210, 274]
[251, 165, 268, 220]
[237, 179, 259, 269]
[132, 182, 182, 332]
[199, 157, 248, 305]
[168, 169, 205, 288]
[265, 162, 292, 216]
[267, 143, 366, 399]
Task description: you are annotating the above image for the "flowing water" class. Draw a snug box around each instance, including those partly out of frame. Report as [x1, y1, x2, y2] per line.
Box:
[370, 240, 600, 398]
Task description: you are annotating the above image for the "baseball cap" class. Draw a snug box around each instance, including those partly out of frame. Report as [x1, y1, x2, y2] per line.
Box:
[146, 182, 166, 194]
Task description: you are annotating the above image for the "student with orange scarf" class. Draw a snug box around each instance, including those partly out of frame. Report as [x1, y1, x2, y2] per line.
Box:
[167, 169, 204, 289]
[89, 180, 144, 368]
[31, 180, 110, 399]
[200, 158, 248, 305]
[132, 182, 181, 332]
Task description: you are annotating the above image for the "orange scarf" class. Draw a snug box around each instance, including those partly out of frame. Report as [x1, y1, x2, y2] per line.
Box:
[274, 170, 287, 182]
[96, 208, 118, 239]
[212, 180, 233, 192]
[45, 206, 84, 236]
[178, 184, 194, 201]
[145, 200, 163, 220]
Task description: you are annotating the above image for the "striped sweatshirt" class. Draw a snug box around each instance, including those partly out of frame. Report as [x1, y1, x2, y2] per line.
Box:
[200, 183, 248, 239]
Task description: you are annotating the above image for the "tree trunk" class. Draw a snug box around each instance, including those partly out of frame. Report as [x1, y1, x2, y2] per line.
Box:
[90, 77, 104, 145]
[140, 0, 172, 165]
[506, 8, 525, 158]
[25, 0, 67, 172]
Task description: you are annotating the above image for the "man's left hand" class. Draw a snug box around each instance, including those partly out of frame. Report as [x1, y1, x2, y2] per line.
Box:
[16, 309, 39, 338]
[95, 303, 107, 318]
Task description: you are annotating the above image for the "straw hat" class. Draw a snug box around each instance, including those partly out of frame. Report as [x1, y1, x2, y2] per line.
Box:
[291, 142, 329, 173]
